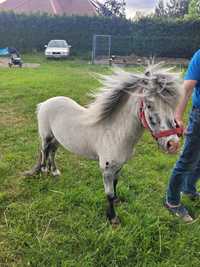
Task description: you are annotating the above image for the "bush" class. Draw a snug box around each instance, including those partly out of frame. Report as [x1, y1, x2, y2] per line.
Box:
[0, 12, 200, 58]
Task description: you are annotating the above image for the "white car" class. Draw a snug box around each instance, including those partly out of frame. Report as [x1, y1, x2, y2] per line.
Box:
[45, 40, 71, 58]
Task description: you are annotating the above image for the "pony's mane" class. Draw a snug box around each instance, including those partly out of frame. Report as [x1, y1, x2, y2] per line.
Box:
[85, 63, 182, 124]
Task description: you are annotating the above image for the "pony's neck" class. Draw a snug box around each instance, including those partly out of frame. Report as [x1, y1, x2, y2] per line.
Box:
[111, 95, 144, 143]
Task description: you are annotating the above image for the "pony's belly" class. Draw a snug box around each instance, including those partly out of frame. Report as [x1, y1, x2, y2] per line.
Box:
[59, 139, 98, 160]
[51, 125, 98, 160]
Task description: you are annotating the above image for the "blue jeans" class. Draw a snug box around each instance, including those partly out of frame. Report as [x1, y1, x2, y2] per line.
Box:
[166, 107, 200, 205]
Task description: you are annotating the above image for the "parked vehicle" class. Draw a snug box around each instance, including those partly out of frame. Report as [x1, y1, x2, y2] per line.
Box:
[45, 40, 71, 59]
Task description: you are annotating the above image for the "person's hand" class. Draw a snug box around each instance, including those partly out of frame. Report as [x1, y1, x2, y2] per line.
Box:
[175, 115, 186, 135]
[175, 116, 184, 129]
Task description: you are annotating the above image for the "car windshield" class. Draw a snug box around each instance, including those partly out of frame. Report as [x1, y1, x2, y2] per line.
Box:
[48, 40, 68, 48]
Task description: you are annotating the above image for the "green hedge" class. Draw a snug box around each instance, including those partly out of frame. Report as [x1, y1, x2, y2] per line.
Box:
[0, 12, 132, 56]
[0, 12, 200, 58]
[131, 18, 200, 58]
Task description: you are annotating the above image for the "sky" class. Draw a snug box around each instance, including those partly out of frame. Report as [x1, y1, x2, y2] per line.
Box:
[0, 0, 159, 17]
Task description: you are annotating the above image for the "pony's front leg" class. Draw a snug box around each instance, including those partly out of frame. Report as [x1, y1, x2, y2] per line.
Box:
[103, 170, 120, 226]
[113, 167, 122, 204]
[113, 178, 120, 204]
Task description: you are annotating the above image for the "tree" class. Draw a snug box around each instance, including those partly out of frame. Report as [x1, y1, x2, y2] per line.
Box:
[97, 0, 126, 18]
[166, 0, 189, 17]
[155, 0, 166, 17]
[188, 0, 200, 18]
[154, 0, 190, 18]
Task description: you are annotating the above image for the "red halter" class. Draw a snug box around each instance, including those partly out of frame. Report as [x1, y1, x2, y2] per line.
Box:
[138, 100, 184, 140]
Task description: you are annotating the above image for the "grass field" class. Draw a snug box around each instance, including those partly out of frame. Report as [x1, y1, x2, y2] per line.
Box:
[0, 54, 199, 267]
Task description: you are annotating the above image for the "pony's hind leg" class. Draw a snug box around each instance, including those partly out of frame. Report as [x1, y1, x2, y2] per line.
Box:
[47, 138, 60, 177]
[24, 150, 43, 177]
[24, 136, 53, 177]
[40, 136, 53, 173]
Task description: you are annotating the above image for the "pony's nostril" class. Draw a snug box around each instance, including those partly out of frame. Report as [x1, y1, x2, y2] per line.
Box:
[166, 140, 179, 152]
[167, 141, 171, 150]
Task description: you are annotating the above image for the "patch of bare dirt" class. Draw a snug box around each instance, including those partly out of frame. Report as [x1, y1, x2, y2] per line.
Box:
[95, 54, 189, 67]
[0, 57, 40, 68]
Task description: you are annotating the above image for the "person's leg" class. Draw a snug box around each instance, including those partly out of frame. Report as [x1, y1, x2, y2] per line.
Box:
[182, 161, 200, 195]
[166, 109, 200, 206]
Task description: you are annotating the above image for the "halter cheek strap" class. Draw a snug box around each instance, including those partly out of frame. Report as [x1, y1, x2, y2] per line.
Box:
[139, 101, 150, 130]
[139, 100, 184, 140]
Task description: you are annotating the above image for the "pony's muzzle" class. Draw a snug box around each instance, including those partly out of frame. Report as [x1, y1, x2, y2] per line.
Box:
[158, 135, 180, 154]
[166, 139, 179, 154]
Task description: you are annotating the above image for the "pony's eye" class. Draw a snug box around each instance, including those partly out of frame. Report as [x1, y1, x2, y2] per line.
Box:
[149, 116, 153, 121]
[147, 105, 151, 109]
[167, 120, 174, 129]
[149, 116, 156, 126]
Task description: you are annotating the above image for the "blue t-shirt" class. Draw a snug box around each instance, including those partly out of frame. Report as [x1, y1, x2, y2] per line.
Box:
[185, 49, 200, 108]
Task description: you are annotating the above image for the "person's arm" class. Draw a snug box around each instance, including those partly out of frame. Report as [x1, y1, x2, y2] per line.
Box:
[175, 80, 197, 127]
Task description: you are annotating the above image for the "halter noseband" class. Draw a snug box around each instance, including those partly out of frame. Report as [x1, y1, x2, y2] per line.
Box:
[139, 100, 184, 140]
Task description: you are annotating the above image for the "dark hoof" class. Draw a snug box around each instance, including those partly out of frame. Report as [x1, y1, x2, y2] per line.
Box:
[110, 216, 120, 227]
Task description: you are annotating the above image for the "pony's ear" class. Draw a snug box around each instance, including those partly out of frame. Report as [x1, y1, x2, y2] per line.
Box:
[143, 70, 151, 86]
[142, 77, 149, 85]
[145, 71, 151, 77]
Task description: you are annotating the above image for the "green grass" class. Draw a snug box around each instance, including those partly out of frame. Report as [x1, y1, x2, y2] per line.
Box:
[0, 54, 200, 267]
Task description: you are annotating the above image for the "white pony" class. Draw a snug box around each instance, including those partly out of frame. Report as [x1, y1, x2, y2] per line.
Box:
[26, 64, 183, 225]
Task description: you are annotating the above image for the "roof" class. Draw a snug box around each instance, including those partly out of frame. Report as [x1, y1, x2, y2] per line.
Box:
[0, 0, 97, 16]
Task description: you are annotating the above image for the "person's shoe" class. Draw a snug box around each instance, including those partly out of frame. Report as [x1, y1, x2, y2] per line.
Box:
[182, 192, 200, 201]
[164, 202, 194, 223]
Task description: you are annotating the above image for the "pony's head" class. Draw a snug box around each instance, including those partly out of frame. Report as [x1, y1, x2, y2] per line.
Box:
[86, 63, 183, 153]
[140, 64, 183, 153]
